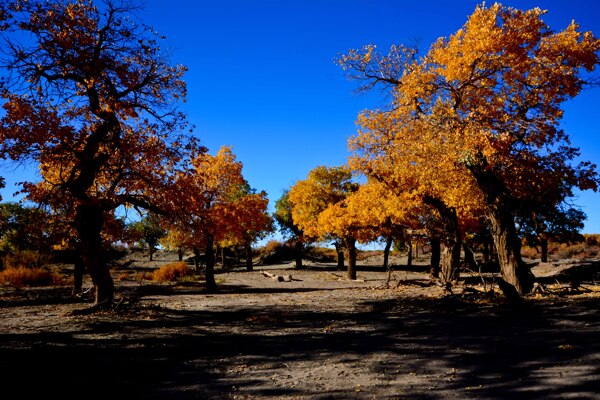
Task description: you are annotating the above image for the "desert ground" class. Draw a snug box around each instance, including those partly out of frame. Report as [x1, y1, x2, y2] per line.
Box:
[1, 250, 599, 399]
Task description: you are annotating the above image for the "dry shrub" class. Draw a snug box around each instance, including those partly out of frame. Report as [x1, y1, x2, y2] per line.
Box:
[0, 266, 59, 287]
[262, 240, 282, 254]
[520, 246, 539, 259]
[152, 261, 193, 282]
[3, 250, 50, 269]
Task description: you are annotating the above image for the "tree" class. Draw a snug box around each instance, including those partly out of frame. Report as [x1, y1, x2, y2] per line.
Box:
[0, 0, 194, 306]
[340, 3, 600, 297]
[289, 165, 360, 279]
[129, 213, 166, 261]
[165, 146, 270, 290]
[274, 189, 307, 269]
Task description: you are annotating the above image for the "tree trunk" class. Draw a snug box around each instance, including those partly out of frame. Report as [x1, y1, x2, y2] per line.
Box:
[423, 195, 461, 285]
[540, 237, 548, 263]
[407, 239, 413, 268]
[464, 245, 477, 270]
[334, 240, 345, 271]
[344, 236, 357, 280]
[149, 246, 154, 262]
[177, 249, 183, 262]
[75, 203, 113, 306]
[294, 240, 304, 269]
[467, 158, 534, 298]
[204, 236, 218, 293]
[429, 237, 441, 278]
[483, 242, 490, 265]
[221, 246, 227, 268]
[489, 210, 534, 297]
[382, 236, 393, 270]
[193, 246, 201, 272]
[245, 244, 253, 271]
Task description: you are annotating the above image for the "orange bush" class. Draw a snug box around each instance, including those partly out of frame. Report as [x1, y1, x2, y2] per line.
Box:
[3, 250, 50, 269]
[0, 266, 59, 287]
[152, 261, 193, 282]
[262, 240, 282, 254]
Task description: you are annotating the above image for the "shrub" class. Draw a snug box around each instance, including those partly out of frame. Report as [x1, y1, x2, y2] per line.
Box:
[261, 240, 283, 254]
[3, 250, 50, 269]
[152, 261, 193, 282]
[0, 266, 59, 287]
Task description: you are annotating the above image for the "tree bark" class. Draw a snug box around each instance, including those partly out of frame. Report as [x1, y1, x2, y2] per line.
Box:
[489, 210, 534, 297]
[464, 245, 477, 270]
[245, 244, 253, 271]
[75, 203, 113, 306]
[149, 246, 154, 262]
[382, 236, 393, 270]
[344, 236, 357, 280]
[429, 237, 441, 278]
[204, 236, 218, 293]
[540, 237, 548, 263]
[294, 240, 304, 269]
[423, 195, 461, 284]
[193, 246, 201, 272]
[177, 249, 183, 262]
[407, 239, 413, 268]
[467, 159, 534, 297]
[334, 240, 345, 271]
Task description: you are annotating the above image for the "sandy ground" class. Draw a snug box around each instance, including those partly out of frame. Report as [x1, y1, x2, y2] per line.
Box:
[1, 252, 599, 399]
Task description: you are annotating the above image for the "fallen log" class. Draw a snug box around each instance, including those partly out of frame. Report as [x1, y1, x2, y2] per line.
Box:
[261, 270, 293, 282]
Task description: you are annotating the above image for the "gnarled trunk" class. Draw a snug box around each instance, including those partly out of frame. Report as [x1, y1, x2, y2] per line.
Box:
[344, 236, 357, 280]
[424, 195, 461, 284]
[204, 236, 218, 293]
[489, 210, 534, 297]
[467, 159, 534, 297]
[75, 203, 113, 306]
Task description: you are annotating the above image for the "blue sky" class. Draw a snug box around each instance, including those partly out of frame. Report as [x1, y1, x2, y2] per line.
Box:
[2, 0, 600, 240]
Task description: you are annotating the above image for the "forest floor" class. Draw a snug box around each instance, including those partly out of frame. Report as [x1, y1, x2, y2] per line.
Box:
[1, 250, 600, 399]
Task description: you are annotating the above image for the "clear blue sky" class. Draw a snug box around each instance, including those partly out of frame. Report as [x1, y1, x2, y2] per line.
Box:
[2, 0, 600, 239]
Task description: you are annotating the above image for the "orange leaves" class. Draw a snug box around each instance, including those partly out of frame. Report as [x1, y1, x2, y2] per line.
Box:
[165, 146, 271, 249]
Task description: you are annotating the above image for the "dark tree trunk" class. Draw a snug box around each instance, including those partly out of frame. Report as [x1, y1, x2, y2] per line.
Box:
[407, 239, 413, 268]
[245, 244, 253, 271]
[483, 241, 490, 265]
[540, 237, 549, 263]
[204, 236, 218, 293]
[344, 236, 357, 280]
[193, 246, 201, 272]
[489, 210, 534, 297]
[177, 249, 183, 262]
[75, 203, 113, 306]
[149, 247, 154, 262]
[382, 236, 393, 270]
[429, 237, 441, 278]
[294, 240, 304, 269]
[464, 245, 477, 270]
[335, 240, 345, 271]
[423, 195, 461, 285]
[467, 158, 535, 298]
[221, 246, 228, 268]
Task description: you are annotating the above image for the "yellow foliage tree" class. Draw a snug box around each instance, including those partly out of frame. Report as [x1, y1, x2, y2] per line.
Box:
[340, 3, 600, 297]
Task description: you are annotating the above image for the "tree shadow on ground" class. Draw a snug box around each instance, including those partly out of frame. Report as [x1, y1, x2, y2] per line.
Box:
[1, 292, 599, 399]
